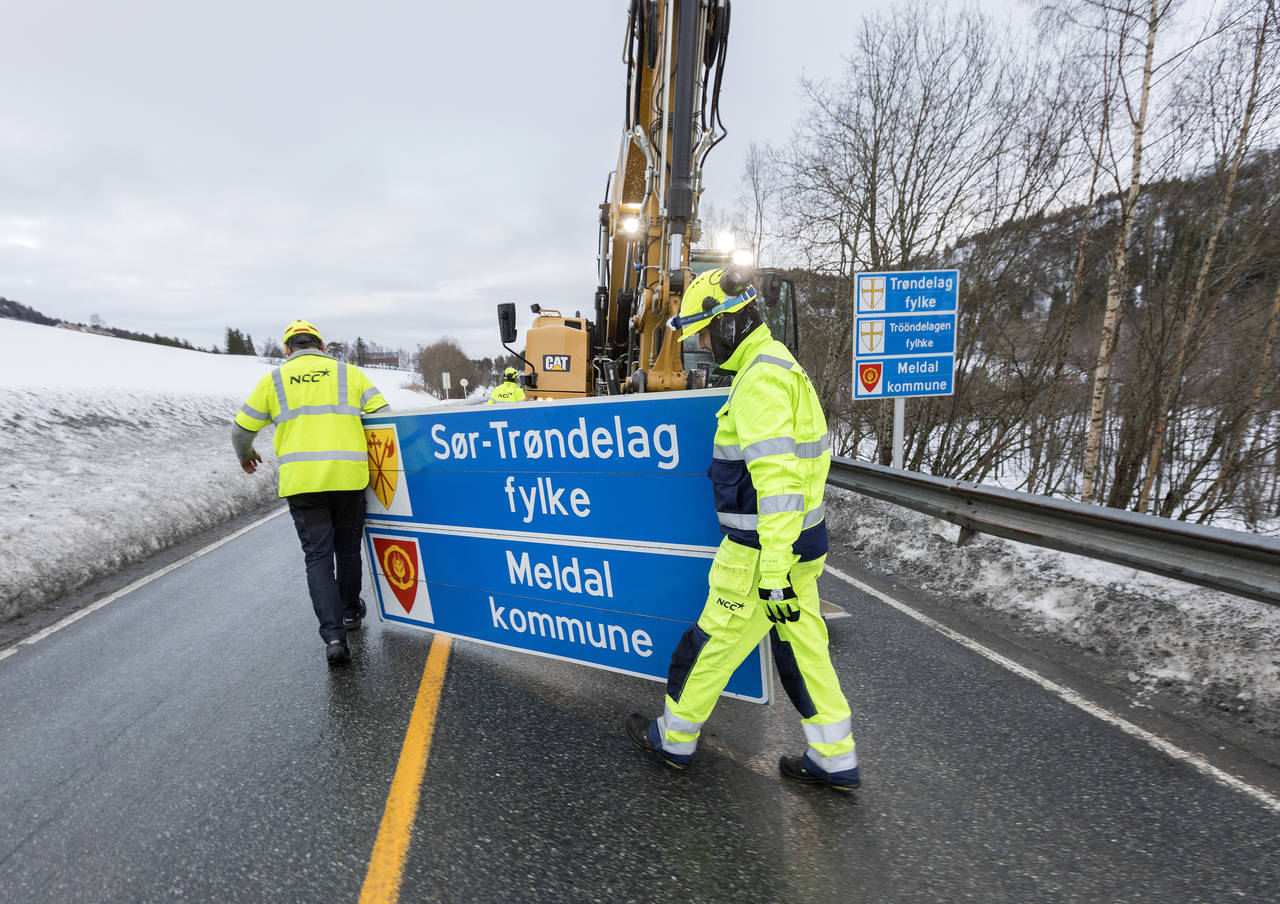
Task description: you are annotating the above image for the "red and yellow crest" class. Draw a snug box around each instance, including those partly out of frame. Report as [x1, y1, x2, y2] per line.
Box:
[858, 362, 883, 394]
[372, 537, 420, 613]
[365, 427, 398, 509]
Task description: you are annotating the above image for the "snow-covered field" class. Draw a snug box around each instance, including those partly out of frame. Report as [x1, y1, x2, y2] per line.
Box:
[0, 318, 434, 618]
[2, 317, 1276, 738]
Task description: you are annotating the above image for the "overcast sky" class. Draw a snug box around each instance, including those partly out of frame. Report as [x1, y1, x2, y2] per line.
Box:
[2, 1, 1028, 358]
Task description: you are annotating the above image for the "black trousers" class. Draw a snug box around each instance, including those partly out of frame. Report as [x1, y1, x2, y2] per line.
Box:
[287, 489, 366, 643]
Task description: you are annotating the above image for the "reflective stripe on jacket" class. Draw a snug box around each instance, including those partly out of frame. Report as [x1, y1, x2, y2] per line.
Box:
[708, 326, 830, 586]
[234, 350, 388, 497]
[488, 380, 526, 404]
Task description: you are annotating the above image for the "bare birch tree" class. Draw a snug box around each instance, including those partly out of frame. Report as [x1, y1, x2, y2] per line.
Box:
[1055, 0, 1171, 504]
[742, 0, 1280, 524]
[1134, 0, 1279, 511]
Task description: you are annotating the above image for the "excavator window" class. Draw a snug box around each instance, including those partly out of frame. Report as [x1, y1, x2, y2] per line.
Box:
[764, 277, 798, 350]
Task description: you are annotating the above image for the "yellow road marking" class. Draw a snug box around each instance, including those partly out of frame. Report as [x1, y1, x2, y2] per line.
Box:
[360, 635, 452, 904]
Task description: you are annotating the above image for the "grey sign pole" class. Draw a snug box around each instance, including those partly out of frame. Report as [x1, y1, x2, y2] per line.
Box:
[893, 397, 905, 469]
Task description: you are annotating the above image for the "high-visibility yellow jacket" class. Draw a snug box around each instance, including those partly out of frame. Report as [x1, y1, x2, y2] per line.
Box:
[235, 350, 388, 497]
[488, 379, 526, 404]
[708, 325, 831, 589]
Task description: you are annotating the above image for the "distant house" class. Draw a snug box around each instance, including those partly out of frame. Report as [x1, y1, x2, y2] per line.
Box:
[363, 354, 400, 368]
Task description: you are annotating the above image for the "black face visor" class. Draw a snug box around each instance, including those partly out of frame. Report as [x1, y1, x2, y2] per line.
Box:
[707, 303, 763, 367]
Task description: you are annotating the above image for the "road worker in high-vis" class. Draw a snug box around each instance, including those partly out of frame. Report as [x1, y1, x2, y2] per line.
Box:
[232, 320, 388, 666]
[626, 269, 860, 791]
[488, 366, 526, 404]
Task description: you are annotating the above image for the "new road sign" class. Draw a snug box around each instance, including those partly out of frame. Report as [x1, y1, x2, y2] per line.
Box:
[853, 269, 959, 399]
[361, 390, 773, 703]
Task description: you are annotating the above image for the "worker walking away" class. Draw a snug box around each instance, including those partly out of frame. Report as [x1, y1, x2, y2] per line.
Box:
[626, 269, 859, 791]
[232, 320, 389, 666]
[487, 366, 526, 404]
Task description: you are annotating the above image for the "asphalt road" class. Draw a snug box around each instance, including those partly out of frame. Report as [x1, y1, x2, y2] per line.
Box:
[2, 506, 1279, 903]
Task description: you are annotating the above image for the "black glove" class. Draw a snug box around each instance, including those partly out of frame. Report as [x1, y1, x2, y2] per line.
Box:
[759, 581, 799, 624]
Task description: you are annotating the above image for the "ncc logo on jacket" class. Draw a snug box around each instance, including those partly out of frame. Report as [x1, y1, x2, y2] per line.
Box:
[290, 368, 332, 384]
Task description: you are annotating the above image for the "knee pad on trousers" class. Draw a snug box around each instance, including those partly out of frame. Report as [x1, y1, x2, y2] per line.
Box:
[771, 629, 818, 718]
[666, 624, 710, 703]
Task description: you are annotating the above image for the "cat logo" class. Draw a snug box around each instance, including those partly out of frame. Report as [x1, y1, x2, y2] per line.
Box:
[543, 354, 571, 372]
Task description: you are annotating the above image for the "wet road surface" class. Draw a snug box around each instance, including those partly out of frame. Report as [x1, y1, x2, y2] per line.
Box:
[2, 507, 1278, 902]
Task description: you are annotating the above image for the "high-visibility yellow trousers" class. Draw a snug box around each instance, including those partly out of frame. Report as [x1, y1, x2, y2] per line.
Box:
[657, 552, 858, 780]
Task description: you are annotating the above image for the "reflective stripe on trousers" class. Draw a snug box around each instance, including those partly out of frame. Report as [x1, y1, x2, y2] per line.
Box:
[657, 706, 702, 757]
[806, 744, 859, 775]
[803, 716, 852, 745]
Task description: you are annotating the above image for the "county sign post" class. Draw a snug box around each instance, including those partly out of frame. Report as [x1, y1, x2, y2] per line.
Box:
[360, 390, 773, 704]
[853, 269, 958, 399]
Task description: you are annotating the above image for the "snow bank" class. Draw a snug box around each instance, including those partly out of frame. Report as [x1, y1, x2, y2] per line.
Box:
[826, 492, 1280, 737]
[0, 319, 435, 618]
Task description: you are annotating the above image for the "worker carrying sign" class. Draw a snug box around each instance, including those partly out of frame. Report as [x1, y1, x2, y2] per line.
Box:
[625, 267, 861, 792]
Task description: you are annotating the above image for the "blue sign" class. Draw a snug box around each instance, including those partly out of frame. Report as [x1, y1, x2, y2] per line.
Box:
[856, 270, 958, 314]
[853, 269, 959, 399]
[855, 314, 955, 357]
[361, 390, 773, 703]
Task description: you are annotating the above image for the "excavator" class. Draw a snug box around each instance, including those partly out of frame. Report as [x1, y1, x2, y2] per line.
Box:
[498, 0, 800, 399]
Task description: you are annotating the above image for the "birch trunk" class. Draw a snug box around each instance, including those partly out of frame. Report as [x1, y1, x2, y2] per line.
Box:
[1081, 0, 1161, 504]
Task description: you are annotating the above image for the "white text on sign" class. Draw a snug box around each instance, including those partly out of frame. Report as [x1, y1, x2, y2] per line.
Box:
[430, 417, 681, 469]
[488, 597, 653, 658]
[504, 476, 591, 523]
[506, 550, 614, 597]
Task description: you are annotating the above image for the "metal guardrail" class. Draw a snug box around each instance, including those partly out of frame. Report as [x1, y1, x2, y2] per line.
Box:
[826, 457, 1280, 607]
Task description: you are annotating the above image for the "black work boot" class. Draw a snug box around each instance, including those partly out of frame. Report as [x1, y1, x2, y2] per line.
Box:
[343, 598, 368, 631]
[326, 639, 352, 666]
[625, 713, 692, 770]
[779, 754, 860, 791]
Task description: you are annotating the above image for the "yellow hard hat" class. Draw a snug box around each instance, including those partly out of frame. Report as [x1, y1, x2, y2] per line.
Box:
[282, 319, 323, 346]
[669, 268, 758, 341]
[504, 366, 519, 380]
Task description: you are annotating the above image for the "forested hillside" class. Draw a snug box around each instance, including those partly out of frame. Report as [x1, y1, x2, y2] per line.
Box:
[736, 0, 1279, 530]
